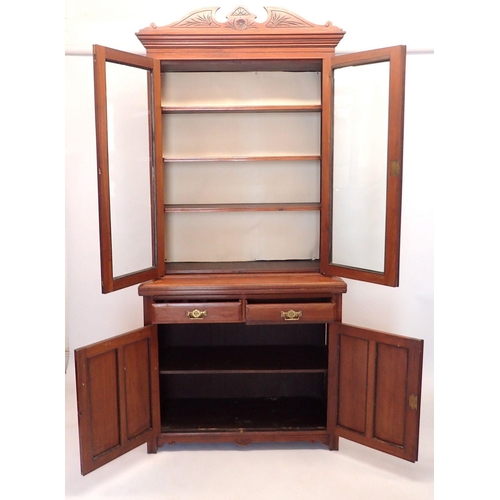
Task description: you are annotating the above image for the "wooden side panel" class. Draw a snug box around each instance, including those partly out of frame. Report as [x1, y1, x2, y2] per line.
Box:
[333, 323, 423, 462]
[75, 325, 159, 475]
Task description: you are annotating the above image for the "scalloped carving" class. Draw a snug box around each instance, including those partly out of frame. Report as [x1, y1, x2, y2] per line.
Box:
[169, 7, 222, 28]
[161, 6, 329, 30]
[226, 5, 258, 30]
[264, 7, 315, 28]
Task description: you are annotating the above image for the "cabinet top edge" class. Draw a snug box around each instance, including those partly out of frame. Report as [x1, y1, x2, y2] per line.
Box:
[138, 272, 347, 297]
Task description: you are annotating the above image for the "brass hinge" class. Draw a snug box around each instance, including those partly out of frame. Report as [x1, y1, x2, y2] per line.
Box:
[390, 160, 401, 177]
[409, 394, 418, 411]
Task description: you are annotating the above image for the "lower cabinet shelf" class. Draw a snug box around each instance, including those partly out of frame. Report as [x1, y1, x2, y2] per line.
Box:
[157, 321, 329, 436]
[160, 397, 327, 433]
[160, 345, 328, 373]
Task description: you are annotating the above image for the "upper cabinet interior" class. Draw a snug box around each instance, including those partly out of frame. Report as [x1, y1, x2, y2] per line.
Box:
[93, 6, 405, 291]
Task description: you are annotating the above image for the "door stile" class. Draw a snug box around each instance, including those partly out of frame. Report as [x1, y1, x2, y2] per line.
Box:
[148, 326, 161, 453]
[149, 58, 165, 275]
[326, 322, 339, 450]
[404, 336, 424, 459]
[93, 45, 113, 291]
[320, 57, 333, 272]
[116, 345, 128, 449]
[383, 45, 406, 286]
[364, 339, 377, 440]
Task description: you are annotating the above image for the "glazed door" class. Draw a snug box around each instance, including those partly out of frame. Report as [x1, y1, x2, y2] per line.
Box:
[75, 325, 160, 475]
[321, 46, 405, 286]
[94, 45, 165, 293]
[331, 322, 423, 461]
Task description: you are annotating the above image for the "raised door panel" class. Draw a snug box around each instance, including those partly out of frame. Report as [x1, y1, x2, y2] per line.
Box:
[75, 325, 159, 475]
[332, 322, 423, 461]
[336, 334, 368, 434]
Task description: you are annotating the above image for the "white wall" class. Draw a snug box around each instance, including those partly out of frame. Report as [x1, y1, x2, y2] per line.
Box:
[65, 0, 434, 53]
[65, 2, 434, 386]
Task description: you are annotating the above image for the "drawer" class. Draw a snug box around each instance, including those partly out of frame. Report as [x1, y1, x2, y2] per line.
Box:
[246, 302, 336, 324]
[152, 301, 243, 324]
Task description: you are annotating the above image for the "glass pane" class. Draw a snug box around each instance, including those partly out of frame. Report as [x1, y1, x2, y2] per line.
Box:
[331, 62, 389, 273]
[105, 61, 154, 278]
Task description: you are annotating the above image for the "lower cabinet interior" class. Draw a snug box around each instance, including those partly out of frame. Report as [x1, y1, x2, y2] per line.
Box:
[158, 323, 328, 433]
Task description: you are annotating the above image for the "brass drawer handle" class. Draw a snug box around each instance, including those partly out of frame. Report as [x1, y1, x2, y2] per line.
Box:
[281, 309, 302, 321]
[186, 309, 207, 320]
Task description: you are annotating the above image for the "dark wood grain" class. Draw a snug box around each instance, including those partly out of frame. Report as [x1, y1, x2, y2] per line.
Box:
[162, 105, 321, 113]
[160, 397, 327, 432]
[164, 202, 321, 213]
[164, 155, 321, 162]
[160, 345, 327, 373]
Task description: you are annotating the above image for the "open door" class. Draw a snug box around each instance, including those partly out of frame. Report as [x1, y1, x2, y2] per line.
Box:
[94, 45, 165, 293]
[331, 322, 423, 461]
[75, 325, 160, 475]
[321, 46, 405, 286]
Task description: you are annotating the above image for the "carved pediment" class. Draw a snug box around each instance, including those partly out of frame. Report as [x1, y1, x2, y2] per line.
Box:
[136, 6, 345, 54]
[164, 6, 319, 31]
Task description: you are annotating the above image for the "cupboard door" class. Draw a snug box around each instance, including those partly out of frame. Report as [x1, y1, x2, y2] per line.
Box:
[75, 325, 160, 475]
[332, 322, 423, 461]
[321, 46, 405, 286]
[94, 45, 165, 293]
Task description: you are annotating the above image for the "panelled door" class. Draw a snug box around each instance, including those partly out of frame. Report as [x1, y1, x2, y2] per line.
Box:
[331, 322, 423, 461]
[74, 325, 160, 475]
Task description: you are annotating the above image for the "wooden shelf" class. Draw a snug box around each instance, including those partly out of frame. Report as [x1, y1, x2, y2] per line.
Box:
[163, 260, 320, 274]
[163, 155, 321, 163]
[162, 104, 321, 114]
[160, 346, 327, 374]
[160, 397, 327, 432]
[164, 202, 321, 213]
[160, 60, 324, 73]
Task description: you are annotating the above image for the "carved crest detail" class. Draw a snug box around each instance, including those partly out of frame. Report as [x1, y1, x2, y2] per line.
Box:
[164, 6, 320, 30]
[226, 6, 258, 30]
[136, 6, 346, 53]
[265, 8, 315, 28]
[169, 8, 221, 28]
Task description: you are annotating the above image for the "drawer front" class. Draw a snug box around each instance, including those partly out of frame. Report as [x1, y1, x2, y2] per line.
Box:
[246, 302, 336, 324]
[152, 302, 242, 324]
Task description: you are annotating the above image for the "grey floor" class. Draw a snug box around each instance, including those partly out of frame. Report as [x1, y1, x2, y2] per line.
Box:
[65, 360, 434, 499]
